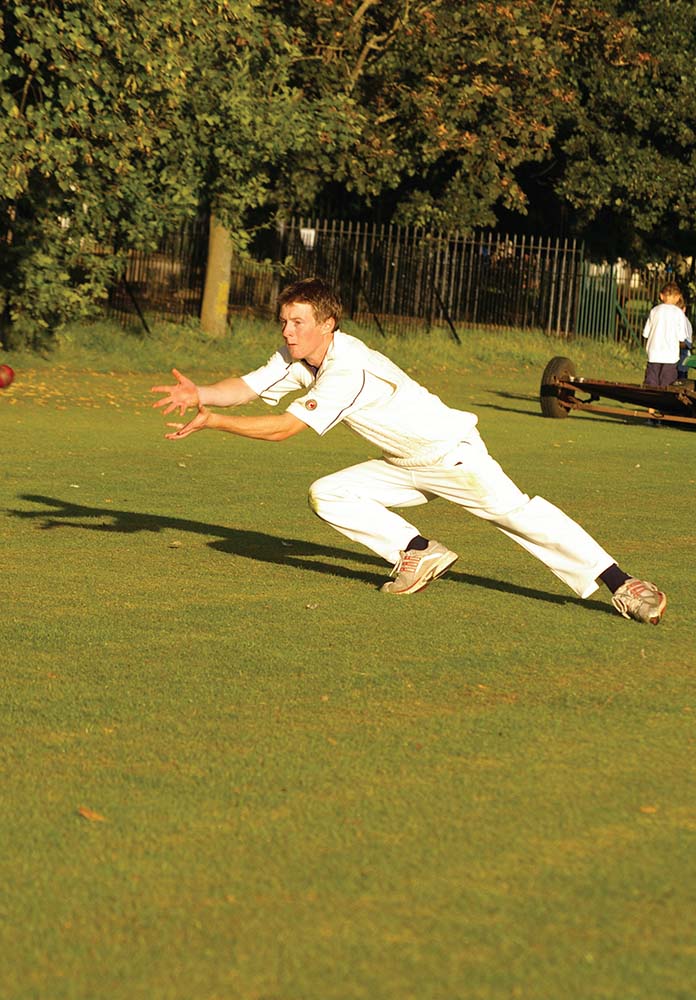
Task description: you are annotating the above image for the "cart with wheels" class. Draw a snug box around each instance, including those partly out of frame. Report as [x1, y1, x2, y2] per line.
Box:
[540, 356, 696, 426]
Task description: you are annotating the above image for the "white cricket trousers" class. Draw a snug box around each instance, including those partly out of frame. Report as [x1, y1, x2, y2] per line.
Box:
[308, 430, 614, 599]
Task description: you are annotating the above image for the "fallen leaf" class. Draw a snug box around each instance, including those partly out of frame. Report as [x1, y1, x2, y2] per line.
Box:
[77, 806, 106, 823]
[639, 805, 658, 815]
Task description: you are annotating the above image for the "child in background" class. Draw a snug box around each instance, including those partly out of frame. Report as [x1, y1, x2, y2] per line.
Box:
[642, 281, 691, 387]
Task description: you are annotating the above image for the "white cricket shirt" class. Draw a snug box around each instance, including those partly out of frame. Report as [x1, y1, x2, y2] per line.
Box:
[241, 329, 478, 465]
[643, 303, 691, 363]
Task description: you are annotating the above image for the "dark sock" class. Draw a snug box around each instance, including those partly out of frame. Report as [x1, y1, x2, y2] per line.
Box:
[406, 535, 429, 551]
[599, 563, 631, 594]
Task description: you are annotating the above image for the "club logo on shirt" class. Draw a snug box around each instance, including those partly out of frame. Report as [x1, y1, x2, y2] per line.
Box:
[305, 399, 318, 410]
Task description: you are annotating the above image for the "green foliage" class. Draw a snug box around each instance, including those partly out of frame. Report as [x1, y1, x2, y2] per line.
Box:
[0, 214, 119, 349]
[549, 0, 696, 259]
[269, 0, 696, 255]
[0, 0, 299, 345]
[4, 0, 696, 347]
[267, 0, 568, 229]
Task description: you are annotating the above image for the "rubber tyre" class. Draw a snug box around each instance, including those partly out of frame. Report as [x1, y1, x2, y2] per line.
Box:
[540, 356, 577, 418]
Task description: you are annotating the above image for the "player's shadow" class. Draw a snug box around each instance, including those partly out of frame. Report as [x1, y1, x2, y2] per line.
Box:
[10, 493, 614, 615]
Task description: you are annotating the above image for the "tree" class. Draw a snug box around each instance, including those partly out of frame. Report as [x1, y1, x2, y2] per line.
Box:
[0, 1, 203, 344]
[267, 0, 696, 259]
[5, 0, 696, 348]
[546, 0, 696, 260]
[186, 7, 306, 335]
[265, 1, 570, 229]
[0, 0, 301, 345]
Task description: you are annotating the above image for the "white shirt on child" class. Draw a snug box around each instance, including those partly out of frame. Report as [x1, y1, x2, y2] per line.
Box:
[643, 303, 691, 363]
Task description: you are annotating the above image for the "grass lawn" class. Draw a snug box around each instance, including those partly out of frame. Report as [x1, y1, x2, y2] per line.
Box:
[1, 321, 694, 1000]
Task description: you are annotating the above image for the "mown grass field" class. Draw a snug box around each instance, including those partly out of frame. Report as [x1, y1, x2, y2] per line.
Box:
[1, 320, 694, 1000]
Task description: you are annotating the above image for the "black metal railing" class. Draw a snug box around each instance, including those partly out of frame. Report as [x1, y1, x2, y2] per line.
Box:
[277, 220, 584, 339]
[107, 218, 209, 329]
[105, 215, 691, 342]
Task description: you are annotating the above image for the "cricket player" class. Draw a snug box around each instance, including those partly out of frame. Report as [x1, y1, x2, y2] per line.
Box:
[152, 277, 667, 624]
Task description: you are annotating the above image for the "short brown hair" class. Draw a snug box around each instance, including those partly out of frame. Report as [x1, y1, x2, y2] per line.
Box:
[660, 281, 682, 304]
[277, 277, 342, 327]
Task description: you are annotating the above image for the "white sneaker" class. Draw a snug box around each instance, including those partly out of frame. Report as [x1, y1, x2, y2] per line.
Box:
[380, 540, 458, 595]
[611, 578, 667, 624]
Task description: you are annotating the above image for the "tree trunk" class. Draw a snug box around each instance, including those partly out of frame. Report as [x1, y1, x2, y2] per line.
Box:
[200, 213, 233, 336]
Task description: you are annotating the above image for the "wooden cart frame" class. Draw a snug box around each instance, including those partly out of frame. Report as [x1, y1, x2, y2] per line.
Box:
[540, 356, 696, 426]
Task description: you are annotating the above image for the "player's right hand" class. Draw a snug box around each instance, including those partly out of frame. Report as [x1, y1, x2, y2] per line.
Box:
[151, 368, 199, 416]
[165, 405, 212, 440]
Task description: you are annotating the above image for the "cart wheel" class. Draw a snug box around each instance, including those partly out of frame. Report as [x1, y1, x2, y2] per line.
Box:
[540, 356, 577, 418]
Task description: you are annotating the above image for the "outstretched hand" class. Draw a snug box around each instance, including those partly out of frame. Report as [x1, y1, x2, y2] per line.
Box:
[151, 368, 199, 416]
[165, 405, 213, 440]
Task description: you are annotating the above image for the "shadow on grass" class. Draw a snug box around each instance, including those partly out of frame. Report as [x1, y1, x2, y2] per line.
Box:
[476, 399, 625, 424]
[10, 494, 614, 616]
[472, 390, 550, 421]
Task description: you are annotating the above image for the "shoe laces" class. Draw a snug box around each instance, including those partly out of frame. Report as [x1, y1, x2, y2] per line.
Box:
[391, 549, 423, 578]
[612, 579, 661, 620]
[616, 579, 655, 605]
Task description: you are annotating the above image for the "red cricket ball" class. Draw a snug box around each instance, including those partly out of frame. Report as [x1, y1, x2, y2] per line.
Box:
[0, 364, 15, 388]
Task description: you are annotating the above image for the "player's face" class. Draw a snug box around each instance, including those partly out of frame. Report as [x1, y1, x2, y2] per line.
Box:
[279, 301, 335, 366]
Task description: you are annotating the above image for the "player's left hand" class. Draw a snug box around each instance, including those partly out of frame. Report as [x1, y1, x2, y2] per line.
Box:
[151, 368, 199, 416]
[165, 405, 213, 440]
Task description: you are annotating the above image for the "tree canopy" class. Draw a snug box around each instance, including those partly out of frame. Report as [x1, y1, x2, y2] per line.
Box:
[271, 0, 696, 258]
[2, 0, 696, 344]
[0, 0, 298, 343]
[550, 0, 696, 260]
[268, 0, 568, 230]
